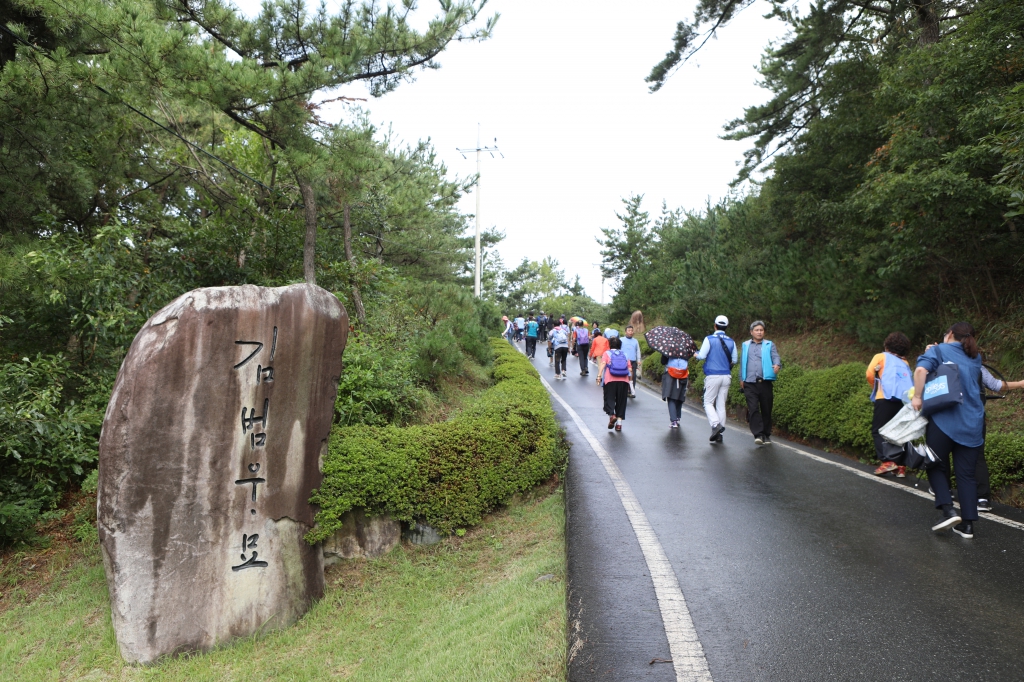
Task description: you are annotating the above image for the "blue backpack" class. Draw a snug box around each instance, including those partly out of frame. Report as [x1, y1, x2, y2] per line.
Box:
[576, 327, 590, 345]
[608, 349, 630, 376]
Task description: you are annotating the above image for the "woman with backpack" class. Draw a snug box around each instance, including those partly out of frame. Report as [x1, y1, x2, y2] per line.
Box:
[598, 336, 632, 431]
[867, 332, 914, 477]
[550, 320, 570, 379]
[911, 322, 985, 539]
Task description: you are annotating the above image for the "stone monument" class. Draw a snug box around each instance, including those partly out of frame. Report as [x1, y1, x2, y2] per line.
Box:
[97, 283, 347, 664]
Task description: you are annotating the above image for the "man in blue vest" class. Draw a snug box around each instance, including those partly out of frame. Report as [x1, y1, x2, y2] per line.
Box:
[695, 315, 738, 443]
[741, 320, 782, 445]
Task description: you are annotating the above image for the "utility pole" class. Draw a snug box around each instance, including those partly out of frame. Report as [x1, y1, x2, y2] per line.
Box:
[592, 264, 606, 305]
[457, 125, 502, 298]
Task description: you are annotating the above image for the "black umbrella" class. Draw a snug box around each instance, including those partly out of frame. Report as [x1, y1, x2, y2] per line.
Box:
[644, 326, 696, 359]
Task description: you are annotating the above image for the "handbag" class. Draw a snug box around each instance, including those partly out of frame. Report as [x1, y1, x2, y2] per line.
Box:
[878, 403, 928, 445]
[920, 345, 963, 416]
[903, 443, 941, 471]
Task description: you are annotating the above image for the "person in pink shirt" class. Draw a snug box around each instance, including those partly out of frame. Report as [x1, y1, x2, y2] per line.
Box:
[598, 336, 633, 432]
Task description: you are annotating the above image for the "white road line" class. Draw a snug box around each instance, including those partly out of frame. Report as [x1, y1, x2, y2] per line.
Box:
[637, 382, 1024, 533]
[540, 374, 713, 682]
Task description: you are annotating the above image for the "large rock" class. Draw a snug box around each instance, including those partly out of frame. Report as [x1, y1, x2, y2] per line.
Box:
[97, 284, 347, 664]
[321, 509, 401, 565]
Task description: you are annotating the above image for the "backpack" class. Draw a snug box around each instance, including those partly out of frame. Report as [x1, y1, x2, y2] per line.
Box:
[608, 349, 630, 376]
[551, 328, 567, 345]
[576, 327, 590, 345]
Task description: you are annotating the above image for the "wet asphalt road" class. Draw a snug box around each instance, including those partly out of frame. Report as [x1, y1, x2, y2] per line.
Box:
[522, 345, 1024, 681]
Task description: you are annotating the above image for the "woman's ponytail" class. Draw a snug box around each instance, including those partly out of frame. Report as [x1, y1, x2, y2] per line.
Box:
[948, 321, 979, 359]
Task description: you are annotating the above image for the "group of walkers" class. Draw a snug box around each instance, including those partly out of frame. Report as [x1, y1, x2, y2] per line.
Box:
[504, 309, 1023, 539]
[866, 323, 1023, 539]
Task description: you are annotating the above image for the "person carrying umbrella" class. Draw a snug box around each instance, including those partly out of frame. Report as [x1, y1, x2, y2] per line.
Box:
[645, 325, 697, 428]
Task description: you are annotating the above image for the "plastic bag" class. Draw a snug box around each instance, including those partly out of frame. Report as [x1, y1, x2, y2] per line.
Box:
[878, 404, 929, 445]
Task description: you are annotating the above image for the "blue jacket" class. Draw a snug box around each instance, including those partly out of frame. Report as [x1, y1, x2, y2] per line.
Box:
[698, 332, 736, 376]
[741, 340, 777, 381]
[916, 342, 984, 447]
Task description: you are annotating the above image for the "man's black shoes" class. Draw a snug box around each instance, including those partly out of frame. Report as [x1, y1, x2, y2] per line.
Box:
[953, 521, 974, 539]
[709, 424, 725, 443]
[932, 504, 962, 532]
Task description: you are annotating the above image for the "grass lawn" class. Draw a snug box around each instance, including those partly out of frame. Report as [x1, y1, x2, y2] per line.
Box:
[0, 487, 566, 681]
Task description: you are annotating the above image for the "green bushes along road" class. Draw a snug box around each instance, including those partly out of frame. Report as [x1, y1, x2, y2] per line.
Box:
[308, 338, 567, 542]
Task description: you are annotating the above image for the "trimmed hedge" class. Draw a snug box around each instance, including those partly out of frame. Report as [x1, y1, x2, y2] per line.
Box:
[306, 338, 566, 543]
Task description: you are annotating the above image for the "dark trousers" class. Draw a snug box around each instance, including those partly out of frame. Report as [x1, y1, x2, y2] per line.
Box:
[603, 381, 629, 419]
[630, 363, 638, 392]
[577, 344, 590, 373]
[925, 422, 982, 521]
[667, 398, 684, 422]
[554, 348, 568, 374]
[525, 337, 537, 357]
[539, 328, 548, 342]
[742, 380, 774, 437]
[871, 398, 905, 461]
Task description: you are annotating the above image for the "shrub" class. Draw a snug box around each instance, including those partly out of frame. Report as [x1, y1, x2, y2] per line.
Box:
[984, 431, 1024, 491]
[768, 363, 874, 453]
[334, 332, 430, 427]
[0, 354, 103, 545]
[307, 338, 566, 542]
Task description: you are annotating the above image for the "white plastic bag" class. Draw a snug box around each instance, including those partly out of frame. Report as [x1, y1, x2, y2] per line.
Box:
[878, 404, 929, 445]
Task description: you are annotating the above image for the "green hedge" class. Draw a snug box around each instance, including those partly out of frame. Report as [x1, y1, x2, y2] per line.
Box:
[307, 338, 566, 542]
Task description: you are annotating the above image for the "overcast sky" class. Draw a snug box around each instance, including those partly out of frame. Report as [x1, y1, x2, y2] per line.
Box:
[242, 0, 789, 300]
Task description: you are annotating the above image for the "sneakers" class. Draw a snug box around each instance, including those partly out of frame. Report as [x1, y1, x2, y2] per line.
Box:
[763, 435, 772, 445]
[709, 424, 725, 443]
[754, 435, 764, 445]
[607, 415, 617, 430]
[953, 521, 974, 539]
[874, 461, 898, 476]
[932, 504, 962, 532]
[978, 498, 992, 512]
[896, 466, 907, 478]
[561, 373, 567, 379]
[670, 420, 679, 429]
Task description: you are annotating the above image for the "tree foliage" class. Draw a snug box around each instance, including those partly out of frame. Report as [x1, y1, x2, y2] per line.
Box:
[0, 0, 495, 543]
[622, 0, 1024, 368]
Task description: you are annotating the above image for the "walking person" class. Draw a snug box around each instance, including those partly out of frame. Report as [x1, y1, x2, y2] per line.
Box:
[514, 314, 526, 342]
[551, 321, 570, 379]
[620, 325, 641, 398]
[537, 311, 549, 342]
[502, 316, 514, 346]
[911, 322, 985, 538]
[695, 315, 738, 443]
[574, 320, 591, 376]
[660, 352, 689, 428]
[976, 367, 1024, 510]
[589, 329, 609, 384]
[741, 320, 781, 445]
[525, 315, 539, 359]
[599, 336, 632, 431]
[867, 332, 914, 477]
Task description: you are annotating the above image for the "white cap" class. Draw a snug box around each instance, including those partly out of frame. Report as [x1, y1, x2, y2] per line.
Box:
[714, 315, 729, 327]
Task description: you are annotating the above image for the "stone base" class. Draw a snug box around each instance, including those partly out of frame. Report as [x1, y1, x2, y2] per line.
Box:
[322, 509, 401, 564]
[403, 521, 443, 546]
